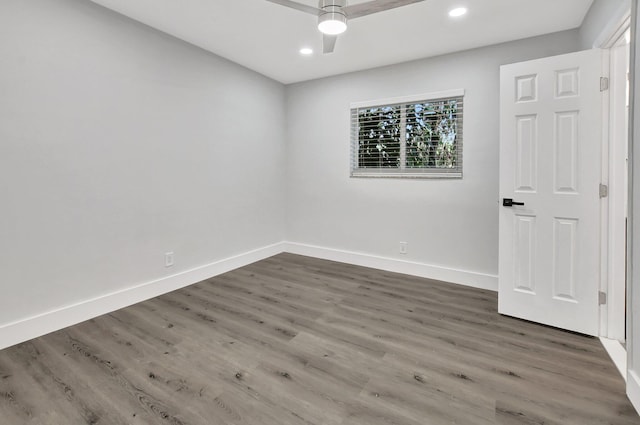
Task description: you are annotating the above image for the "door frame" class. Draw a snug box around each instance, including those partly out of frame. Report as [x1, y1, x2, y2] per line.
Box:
[597, 10, 632, 342]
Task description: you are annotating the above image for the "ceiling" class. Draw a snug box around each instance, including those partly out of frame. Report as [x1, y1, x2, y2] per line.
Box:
[89, 0, 595, 84]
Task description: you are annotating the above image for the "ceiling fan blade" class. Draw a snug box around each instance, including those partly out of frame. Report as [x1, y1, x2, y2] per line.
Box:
[343, 0, 425, 19]
[265, 0, 322, 16]
[323, 34, 338, 54]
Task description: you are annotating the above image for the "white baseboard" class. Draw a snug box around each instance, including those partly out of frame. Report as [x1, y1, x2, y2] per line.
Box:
[600, 337, 627, 381]
[282, 242, 498, 292]
[0, 240, 498, 351]
[0, 242, 285, 351]
[628, 370, 640, 415]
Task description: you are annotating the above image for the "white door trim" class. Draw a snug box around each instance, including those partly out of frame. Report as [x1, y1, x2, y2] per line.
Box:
[601, 336, 628, 380]
[594, 4, 631, 50]
[603, 36, 631, 342]
[595, 10, 632, 341]
[628, 0, 639, 413]
[601, 47, 612, 338]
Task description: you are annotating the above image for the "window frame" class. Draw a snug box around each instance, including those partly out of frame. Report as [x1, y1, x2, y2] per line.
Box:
[350, 89, 465, 179]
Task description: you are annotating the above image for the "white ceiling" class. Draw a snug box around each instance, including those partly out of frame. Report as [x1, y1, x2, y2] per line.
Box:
[90, 0, 594, 84]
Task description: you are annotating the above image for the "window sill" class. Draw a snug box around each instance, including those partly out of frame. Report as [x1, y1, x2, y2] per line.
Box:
[350, 171, 462, 179]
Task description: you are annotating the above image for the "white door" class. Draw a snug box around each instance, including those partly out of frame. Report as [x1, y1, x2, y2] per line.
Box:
[499, 49, 604, 336]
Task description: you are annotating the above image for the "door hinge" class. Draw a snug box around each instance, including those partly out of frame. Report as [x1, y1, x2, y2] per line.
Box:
[600, 77, 610, 92]
[599, 183, 609, 198]
[599, 291, 607, 305]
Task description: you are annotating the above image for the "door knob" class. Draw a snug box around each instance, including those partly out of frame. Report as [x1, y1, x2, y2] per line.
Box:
[503, 198, 524, 207]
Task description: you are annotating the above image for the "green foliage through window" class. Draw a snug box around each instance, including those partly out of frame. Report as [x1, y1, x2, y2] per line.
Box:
[357, 106, 401, 168]
[351, 93, 463, 178]
[406, 100, 459, 168]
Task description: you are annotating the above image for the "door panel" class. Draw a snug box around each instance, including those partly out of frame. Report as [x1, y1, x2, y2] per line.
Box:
[499, 49, 603, 336]
[515, 115, 538, 192]
[554, 110, 579, 193]
[552, 217, 578, 301]
[514, 214, 536, 294]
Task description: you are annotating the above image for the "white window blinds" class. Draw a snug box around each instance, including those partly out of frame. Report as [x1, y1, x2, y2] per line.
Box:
[350, 89, 464, 178]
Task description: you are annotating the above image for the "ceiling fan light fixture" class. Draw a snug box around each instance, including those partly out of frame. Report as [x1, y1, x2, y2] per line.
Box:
[318, 12, 347, 35]
[448, 7, 468, 17]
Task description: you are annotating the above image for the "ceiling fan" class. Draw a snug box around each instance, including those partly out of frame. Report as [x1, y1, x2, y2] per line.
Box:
[266, 0, 426, 54]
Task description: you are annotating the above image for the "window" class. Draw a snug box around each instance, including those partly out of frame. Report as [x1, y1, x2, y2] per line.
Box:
[350, 90, 464, 178]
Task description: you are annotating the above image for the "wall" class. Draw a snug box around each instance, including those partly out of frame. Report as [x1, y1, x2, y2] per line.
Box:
[0, 0, 285, 343]
[284, 30, 581, 289]
[628, 0, 640, 412]
[580, 0, 630, 49]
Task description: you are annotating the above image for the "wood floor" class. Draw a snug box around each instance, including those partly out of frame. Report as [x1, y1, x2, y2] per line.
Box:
[0, 253, 638, 425]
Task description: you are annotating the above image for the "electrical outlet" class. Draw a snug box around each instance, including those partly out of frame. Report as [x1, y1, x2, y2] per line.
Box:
[399, 242, 408, 255]
[165, 252, 174, 267]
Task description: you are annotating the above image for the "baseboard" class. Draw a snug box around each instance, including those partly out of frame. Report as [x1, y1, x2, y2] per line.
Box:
[600, 337, 627, 381]
[0, 242, 285, 351]
[628, 370, 640, 415]
[0, 241, 498, 351]
[282, 242, 498, 291]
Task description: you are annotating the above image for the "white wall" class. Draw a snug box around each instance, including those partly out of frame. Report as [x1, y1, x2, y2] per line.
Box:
[628, 0, 640, 412]
[0, 0, 285, 330]
[580, 0, 630, 49]
[284, 31, 581, 288]
[0, 0, 608, 349]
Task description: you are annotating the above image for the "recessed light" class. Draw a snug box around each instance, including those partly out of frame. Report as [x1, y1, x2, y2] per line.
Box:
[300, 47, 313, 55]
[449, 7, 467, 17]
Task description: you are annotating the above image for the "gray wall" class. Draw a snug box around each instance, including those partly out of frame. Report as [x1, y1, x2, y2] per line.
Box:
[0, 0, 286, 326]
[629, 0, 640, 410]
[580, 0, 630, 48]
[284, 30, 581, 280]
[0, 0, 618, 343]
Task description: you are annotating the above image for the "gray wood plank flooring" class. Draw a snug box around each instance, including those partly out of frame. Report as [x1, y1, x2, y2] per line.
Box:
[0, 253, 638, 424]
